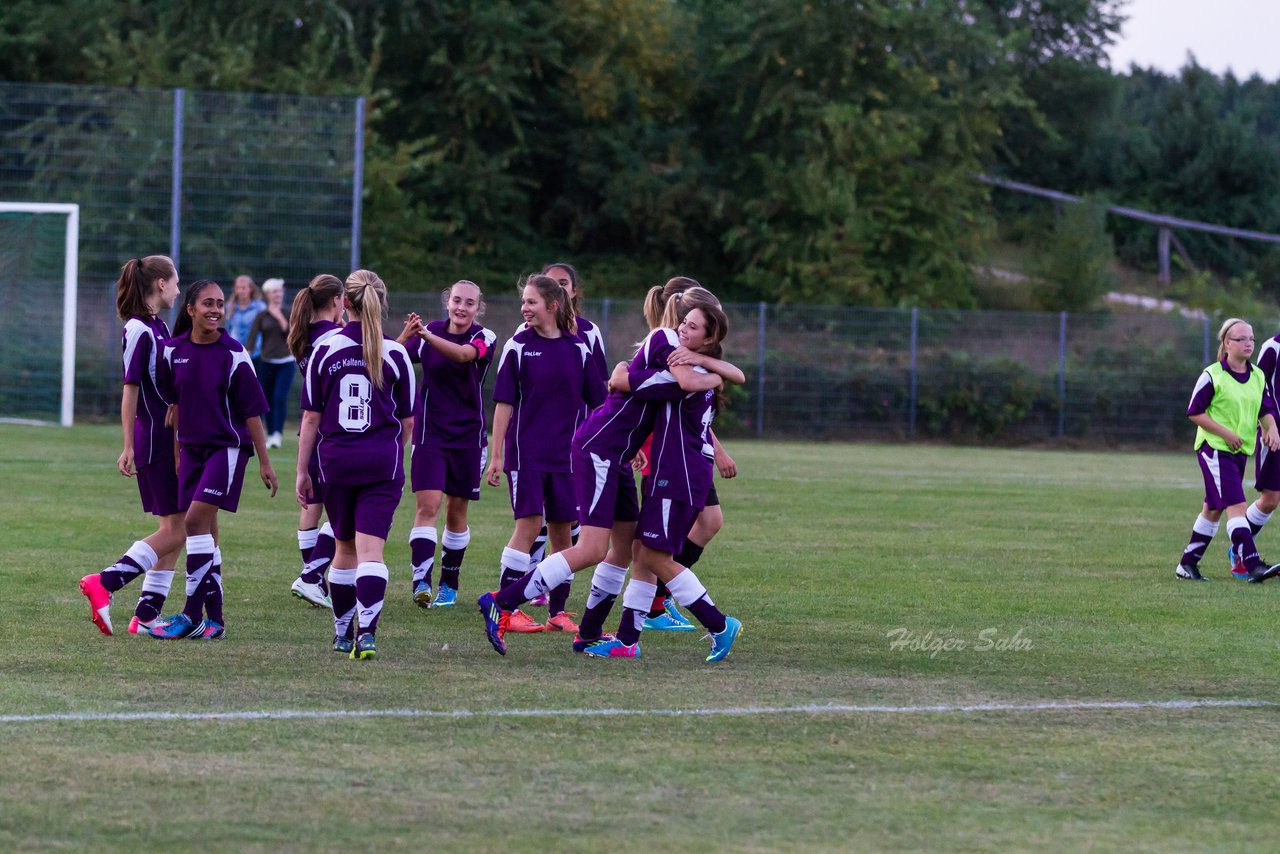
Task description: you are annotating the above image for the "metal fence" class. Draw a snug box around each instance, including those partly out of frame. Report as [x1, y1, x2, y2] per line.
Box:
[66, 288, 1227, 447]
[0, 80, 362, 416]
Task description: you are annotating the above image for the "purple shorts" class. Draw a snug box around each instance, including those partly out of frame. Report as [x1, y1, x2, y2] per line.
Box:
[1198, 445, 1249, 510]
[1256, 442, 1280, 493]
[507, 469, 578, 522]
[324, 477, 405, 541]
[634, 495, 701, 555]
[412, 443, 482, 500]
[179, 443, 251, 513]
[137, 458, 181, 517]
[303, 450, 327, 506]
[573, 449, 640, 529]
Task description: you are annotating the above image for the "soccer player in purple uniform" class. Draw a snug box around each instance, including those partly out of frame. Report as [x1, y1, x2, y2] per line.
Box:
[296, 270, 415, 660]
[395, 280, 497, 609]
[588, 289, 743, 661]
[478, 274, 606, 636]
[521, 262, 610, 624]
[79, 256, 183, 636]
[476, 288, 738, 656]
[285, 274, 346, 607]
[1229, 329, 1280, 575]
[150, 280, 279, 639]
[1177, 318, 1280, 583]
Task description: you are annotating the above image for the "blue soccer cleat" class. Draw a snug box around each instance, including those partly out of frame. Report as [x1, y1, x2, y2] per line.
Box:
[477, 591, 509, 655]
[582, 637, 640, 659]
[1229, 544, 1249, 579]
[413, 580, 433, 609]
[193, 619, 224, 639]
[432, 584, 457, 608]
[705, 616, 742, 662]
[572, 632, 613, 653]
[644, 599, 696, 632]
[148, 613, 202, 639]
[332, 633, 354, 654]
[349, 633, 378, 660]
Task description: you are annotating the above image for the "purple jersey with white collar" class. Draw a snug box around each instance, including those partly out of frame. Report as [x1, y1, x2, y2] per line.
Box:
[297, 320, 343, 378]
[644, 335, 717, 508]
[573, 328, 684, 467]
[158, 330, 269, 448]
[304, 321, 415, 485]
[405, 320, 497, 449]
[493, 325, 607, 472]
[121, 314, 173, 466]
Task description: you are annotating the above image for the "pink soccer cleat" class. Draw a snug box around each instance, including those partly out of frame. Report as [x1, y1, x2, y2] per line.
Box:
[79, 574, 113, 636]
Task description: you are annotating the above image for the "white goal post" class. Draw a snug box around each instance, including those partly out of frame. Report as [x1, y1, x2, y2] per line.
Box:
[0, 202, 79, 426]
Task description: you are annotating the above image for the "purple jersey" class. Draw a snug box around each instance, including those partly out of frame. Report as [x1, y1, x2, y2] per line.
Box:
[493, 325, 607, 472]
[304, 321, 415, 485]
[644, 333, 717, 508]
[121, 315, 173, 466]
[297, 320, 344, 378]
[405, 320, 497, 449]
[158, 330, 269, 448]
[574, 328, 684, 467]
[1258, 335, 1280, 396]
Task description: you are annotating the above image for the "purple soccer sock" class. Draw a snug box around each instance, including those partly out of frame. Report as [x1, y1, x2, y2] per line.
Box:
[666, 568, 727, 634]
[304, 524, 335, 591]
[100, 540, 158, 592]
[329, 567, 358, 640]
[578, 562, 628, 640]
[355, 562, 389, 636]
[181, 535, 216, 623]
[547, 579, 572, 617]
[498, 547, 530, 591]
[1180, 513, 1219, 568]
[410, 526, 437, 589]
[1229, 517, 1264, 570]
[203, 554, 224, 625]
[614, 579, 657, 646]
[134, 569, 175, 623]
[440, 527, 470, 590]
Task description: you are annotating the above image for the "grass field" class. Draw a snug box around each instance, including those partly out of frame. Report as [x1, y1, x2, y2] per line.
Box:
[4, 424, 1280, 851]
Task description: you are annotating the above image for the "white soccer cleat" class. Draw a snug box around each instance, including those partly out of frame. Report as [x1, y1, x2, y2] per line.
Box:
[290, 577, 331, 608]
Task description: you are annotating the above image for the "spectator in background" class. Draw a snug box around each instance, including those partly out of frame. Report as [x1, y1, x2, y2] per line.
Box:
[225, 275, 265, 356]
[249, 278, 293, 448]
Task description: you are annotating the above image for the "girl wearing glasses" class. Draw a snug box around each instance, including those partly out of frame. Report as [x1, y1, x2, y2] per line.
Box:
[1177, 318, 1280, 582]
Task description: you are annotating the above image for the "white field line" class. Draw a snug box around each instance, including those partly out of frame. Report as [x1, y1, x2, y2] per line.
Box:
[0, 698, 1272, 726]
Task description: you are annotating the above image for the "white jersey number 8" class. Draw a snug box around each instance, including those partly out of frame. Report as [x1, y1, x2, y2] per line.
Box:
[338, 375, 372, 432]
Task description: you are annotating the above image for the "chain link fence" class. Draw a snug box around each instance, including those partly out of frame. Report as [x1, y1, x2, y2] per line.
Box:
[0, 80, 361, 416]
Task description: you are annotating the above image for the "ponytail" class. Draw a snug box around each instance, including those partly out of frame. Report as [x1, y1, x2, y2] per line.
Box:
[346, 269, 388, 390]
[288, 273, 343, 361]
[116, 255, 176, 320]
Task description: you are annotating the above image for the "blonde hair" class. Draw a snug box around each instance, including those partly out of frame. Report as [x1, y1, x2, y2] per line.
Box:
[346, 270, 388, 390]
[441, 279, 486, 320]
[261, 277, 285, 296]
[1217, 317, 1249, 361]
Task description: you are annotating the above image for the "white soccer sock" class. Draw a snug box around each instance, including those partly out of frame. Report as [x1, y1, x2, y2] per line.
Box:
[621, 579, 658, 612]
[501, 547, 530, 576]
[184, 534, 216, 595]
[665, 568, 713, 608]
[356, 561, 390, 631]
[524, 552, 573, 601]
[442, 527, 470, 550]
[586, 562, 627, 609]
[1193, 514, 1220, 538]
[297, 528, 319, 551]
[329, 566, 357, 637]
[141, 569, 175, 596]
[123, 540, 159, 573]
[1247, 502, 1273, 531]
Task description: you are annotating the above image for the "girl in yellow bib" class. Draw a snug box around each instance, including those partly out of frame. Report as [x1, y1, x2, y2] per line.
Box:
[1179, 318, 1280, 581]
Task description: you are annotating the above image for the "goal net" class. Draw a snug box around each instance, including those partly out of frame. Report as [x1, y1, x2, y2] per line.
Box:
[0, 203, 78, 426]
